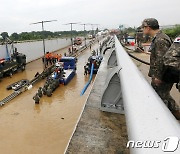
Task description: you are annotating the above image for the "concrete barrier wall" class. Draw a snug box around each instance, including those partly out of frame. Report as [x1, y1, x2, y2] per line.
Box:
[0, 38, 71, 62]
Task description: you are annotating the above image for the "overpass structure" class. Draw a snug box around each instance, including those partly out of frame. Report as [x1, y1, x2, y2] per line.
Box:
[66, 35, 180, 154]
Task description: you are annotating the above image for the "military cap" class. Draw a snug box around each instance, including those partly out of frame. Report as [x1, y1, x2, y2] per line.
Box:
[141, 18, 159, 28]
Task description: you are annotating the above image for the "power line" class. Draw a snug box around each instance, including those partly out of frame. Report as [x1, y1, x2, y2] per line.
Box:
[63, 22, 81, 54]
[80, 23, 90, 46]
[30, 20, 57, 68]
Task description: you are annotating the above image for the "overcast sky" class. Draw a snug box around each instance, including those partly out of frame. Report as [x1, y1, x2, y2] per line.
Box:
[0, 0, 180, 34]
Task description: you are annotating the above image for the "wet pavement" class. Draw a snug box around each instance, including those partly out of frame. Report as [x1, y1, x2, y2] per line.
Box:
[0, 43, 99, 154]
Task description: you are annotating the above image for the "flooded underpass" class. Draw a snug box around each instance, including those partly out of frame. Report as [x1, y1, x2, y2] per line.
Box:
[0, 42, 99, 154]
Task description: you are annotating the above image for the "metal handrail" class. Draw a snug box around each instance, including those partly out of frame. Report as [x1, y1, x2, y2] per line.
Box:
[114, 35, 180, 154]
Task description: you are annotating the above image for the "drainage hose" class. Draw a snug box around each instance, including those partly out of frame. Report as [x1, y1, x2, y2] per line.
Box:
[128, 53, 150, 65]
[120, 41, 150, 65]
[80, 63, 94, 96]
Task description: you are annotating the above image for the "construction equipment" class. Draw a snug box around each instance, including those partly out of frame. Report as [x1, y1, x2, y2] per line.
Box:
[39, 57, 77, 98]
[0, 36, 26, 79]
[0, 65, 55, 106]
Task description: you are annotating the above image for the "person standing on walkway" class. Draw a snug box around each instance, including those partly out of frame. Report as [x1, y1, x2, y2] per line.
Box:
[90, 43, 92, 51]
[141, 18, 180, 119]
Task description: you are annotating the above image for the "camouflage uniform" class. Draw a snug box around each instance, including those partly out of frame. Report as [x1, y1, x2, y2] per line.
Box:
[148, 30, 178, 111]
[136, 29, 144, 48]
[163, 40, 180, 83]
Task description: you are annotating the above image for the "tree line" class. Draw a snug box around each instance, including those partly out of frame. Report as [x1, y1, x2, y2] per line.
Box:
[163, 25, 180, 38]
[0, 30, 91, 42]
[120, 25, 180, 39]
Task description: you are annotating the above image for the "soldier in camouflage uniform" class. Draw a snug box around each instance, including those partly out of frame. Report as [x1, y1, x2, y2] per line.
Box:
[141, 18, 180, 119]
[136, 27, 144, 49]
[163, 37, 180, 85]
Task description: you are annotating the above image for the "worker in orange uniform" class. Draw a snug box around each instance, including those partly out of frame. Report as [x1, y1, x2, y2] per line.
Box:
[48, 52, 53, 65]
[55, 54, 61, 62]
[54, 54, 58, 62]
[58, 54, 62, 61]
[51, 53, 56, 64]
[45, 52, 50, 66]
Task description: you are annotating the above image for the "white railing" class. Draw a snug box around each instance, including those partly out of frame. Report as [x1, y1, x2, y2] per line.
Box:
[114, 36, 180, 154]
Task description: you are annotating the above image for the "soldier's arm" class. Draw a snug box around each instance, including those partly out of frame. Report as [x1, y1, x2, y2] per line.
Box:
[154, 39, 171, 80]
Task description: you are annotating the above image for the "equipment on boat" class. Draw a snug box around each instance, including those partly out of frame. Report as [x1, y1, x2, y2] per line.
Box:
[35, 57, 76, 100]
[84, 55, 103, 74]
[6, 79, 30, 91]
[0, 65, 56, 106]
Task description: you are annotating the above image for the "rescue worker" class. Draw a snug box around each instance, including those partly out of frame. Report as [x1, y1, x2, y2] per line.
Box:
[59, 54, 62, 61]
[136, 27, 144, 50]
[52, 53, 56, 64]
[45, 52, 50, 66]
[48, 52, 53, 65]
[46, 86, 53, 97]
[37, 87, 43, 97]
[92, 50, 96, 56]
[55, 54, 60, 62]
[96, 49, 99, 56]
[43, 52, 49, 66]
[33, 93, 40, 104]
[13, 47, 19, 57]
[90, 44, 92, 50]
[84, 64, 88, 75]
[68, 47, 71, 55]
[141, 18, 180, 119]
[124, 32, 128, 44]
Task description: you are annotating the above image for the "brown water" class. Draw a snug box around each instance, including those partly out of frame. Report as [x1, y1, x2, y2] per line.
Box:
[0, 43, 99, 154]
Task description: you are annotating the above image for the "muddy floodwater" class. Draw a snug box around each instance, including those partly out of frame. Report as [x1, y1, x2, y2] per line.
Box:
[0, 43, 99, 154]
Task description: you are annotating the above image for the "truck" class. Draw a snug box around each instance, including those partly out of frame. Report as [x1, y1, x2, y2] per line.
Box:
[73, 38, 82, 45]
[0, 36, 26, 79]
[0, 51, 26, 79]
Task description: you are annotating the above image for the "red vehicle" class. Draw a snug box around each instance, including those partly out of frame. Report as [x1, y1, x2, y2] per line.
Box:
[73, 38, 82, 45]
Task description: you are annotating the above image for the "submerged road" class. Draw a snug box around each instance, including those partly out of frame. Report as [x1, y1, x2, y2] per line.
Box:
[0, 42, 100, 154]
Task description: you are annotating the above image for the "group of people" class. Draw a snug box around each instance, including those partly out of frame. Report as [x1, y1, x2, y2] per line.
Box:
[140, 18, 180, 119]
[44, 52, 62, 66]
[84, 56, 102, 76]
[68, 46, 77, 55]
[33, 87, 43, 104]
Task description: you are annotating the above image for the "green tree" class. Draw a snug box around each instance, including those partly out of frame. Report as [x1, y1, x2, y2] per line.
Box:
[163, 25, 180, 38]
[1, 32, 9, 39]
[10, 33, 19, 40]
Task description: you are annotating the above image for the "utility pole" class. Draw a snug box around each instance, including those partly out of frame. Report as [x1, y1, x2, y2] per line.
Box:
[64, 22, 80, 54]
[87, 24, 99, 38]
[94, 24, 100, 34]
[30, 20, 57, 68]
[90, 24, 94, 36]
[80, 23, 89, 47]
